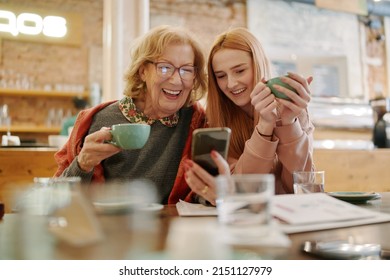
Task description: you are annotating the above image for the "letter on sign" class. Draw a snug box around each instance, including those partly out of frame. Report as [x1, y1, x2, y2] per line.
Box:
[43, 16, 67, 37]
[0, 10, 17, 36]
[17, 13, 43, 35]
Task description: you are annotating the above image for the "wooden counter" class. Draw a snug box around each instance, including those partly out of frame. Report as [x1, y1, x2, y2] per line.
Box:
[0, 147, 58, 213]
[313, 148, 390, 193]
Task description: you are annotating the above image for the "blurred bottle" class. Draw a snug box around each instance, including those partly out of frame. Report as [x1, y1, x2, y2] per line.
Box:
[0, 104, 9, 126]
[373, 117, 387, 148]
[372, 98, 390, 148]
[1, 104, 20, 146]
[0, 201, 4, 219]
[90, 83, 101, 107]
[56, 108, 64, 126]
[46, 108, 56, 127]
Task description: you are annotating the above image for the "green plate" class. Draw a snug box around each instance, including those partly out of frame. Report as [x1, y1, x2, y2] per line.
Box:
[327, 192, 381, 203]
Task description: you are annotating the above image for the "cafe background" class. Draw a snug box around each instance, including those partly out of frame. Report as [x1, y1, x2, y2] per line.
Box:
[1, 0, 390, 212]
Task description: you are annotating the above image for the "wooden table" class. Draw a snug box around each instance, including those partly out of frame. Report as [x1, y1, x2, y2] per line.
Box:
[4, 147, 390, 214]
[1, 193, 390, 260]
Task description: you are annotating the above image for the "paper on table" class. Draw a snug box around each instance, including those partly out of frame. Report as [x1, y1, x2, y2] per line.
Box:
[178, 193, 378, 222]
[176, 200, 217, 216]
[177, 194, 380, 222]
[271, 193, 376, 225]
[271, 193, 390, 234]
[278, 212, 390, 234]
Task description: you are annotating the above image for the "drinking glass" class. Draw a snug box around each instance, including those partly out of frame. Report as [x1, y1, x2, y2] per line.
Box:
[216, 174, 275, 227]
[13, 177, 104, 259]
[293, 171, 325, 194]
[215, 174, 277, 247]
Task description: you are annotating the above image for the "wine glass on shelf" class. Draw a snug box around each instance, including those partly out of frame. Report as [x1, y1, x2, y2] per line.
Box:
[0, 69, 6, 88]
[1, 104, 11, 133]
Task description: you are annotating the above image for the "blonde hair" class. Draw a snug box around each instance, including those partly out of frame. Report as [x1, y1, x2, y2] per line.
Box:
[123, 25, 207, 105]
[206, 27, 272, 158]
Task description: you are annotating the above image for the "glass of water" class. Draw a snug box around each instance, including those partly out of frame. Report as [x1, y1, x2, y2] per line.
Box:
[293, 171, 325, 194]
[216, 174, 275, 227]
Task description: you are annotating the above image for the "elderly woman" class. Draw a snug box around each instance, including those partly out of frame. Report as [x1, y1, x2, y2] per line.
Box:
[54, 25, 207, 204]
[184, 27, 315, 205]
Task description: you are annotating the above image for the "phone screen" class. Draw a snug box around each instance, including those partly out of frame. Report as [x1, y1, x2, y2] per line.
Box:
[191, 128, 231, 176]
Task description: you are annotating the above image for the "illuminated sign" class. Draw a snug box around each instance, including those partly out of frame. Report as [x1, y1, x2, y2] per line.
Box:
[0, 10, 67, 37]
[0, 5, 82, 46]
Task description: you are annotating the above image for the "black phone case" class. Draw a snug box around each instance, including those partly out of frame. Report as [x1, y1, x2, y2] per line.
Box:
[191, 128, 231, 176]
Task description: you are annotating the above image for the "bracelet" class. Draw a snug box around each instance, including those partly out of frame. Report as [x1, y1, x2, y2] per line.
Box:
[259, 132, 273, 137]
[256, 127, 273, 137]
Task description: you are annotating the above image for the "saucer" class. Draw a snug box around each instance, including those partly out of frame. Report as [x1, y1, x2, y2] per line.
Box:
[93, 201, 163, 214]
[327, 192, 381, 203]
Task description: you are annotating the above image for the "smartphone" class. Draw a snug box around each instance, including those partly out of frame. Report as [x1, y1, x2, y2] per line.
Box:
[191, 127, 231, 176]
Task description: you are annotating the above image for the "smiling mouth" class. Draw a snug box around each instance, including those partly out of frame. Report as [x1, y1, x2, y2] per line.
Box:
[231, 88, 246, 95]
[163, 88, 181, 96]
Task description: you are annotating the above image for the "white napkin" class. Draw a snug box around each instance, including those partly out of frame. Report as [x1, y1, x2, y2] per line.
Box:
[176, 199, 217, 216]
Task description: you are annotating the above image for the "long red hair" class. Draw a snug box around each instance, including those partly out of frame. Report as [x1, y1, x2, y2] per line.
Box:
[206, 27, 272, 159]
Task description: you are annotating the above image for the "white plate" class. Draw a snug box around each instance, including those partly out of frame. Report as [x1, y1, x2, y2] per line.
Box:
[327, 192, 381, 203]
[137, 203, 164, 212]
[93, 201, 163, 214]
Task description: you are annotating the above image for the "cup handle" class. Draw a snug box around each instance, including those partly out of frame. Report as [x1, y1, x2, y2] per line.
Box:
[104, 131, 119, 147]
[104, 140, 119, 147]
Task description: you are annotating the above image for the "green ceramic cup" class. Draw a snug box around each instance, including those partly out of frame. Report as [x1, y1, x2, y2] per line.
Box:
[266, 76, 297, 100]
[109, 123, 151, 150]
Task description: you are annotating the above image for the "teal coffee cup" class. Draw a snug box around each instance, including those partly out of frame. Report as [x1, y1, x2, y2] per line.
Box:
[266, 76, 297, 100]
[109, 123, 151, 150]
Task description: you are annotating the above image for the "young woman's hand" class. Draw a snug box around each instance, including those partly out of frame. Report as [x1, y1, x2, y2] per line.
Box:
[250, 80, 278, 124]
[272, 72, 312, 126]
[250, 79, 279, 137]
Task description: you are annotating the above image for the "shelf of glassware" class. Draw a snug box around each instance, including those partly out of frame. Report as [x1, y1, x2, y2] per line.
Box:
[0, 88, 89, 98]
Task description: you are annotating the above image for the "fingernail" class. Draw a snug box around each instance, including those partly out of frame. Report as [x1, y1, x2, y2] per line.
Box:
[211, 150, 218, 158]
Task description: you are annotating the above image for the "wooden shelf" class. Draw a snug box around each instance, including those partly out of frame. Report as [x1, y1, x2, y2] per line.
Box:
[0, 125, 60, 134]
[0, 89, 84, 138]
[0, 88, 89, 98]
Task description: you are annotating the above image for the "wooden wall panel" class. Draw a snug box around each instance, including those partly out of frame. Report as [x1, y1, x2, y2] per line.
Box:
[313, 149, 390, 193]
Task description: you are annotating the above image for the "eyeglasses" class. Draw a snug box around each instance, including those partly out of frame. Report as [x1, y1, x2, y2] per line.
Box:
[150, 62, 196, 81]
